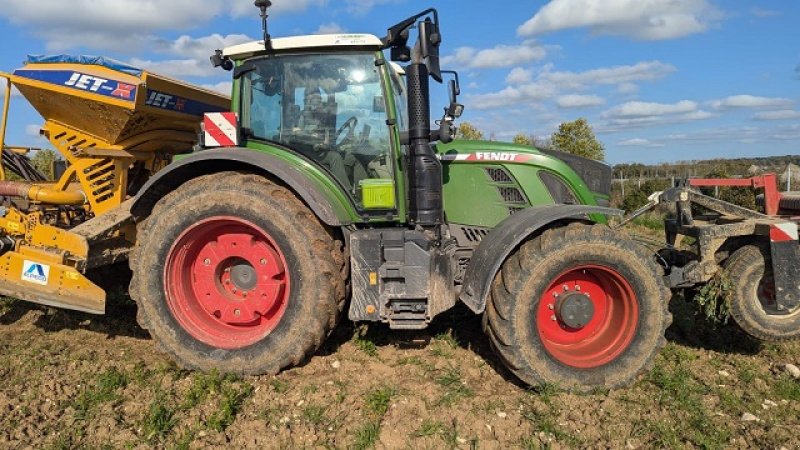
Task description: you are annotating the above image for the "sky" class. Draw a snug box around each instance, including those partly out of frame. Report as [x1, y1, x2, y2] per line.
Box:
[0, 0, 797, 165]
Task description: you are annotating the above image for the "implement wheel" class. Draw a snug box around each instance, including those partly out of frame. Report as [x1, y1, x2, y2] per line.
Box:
[484, 224, 671, 390]
[725, 245, 800, 341]
[130, 172, 346, 375]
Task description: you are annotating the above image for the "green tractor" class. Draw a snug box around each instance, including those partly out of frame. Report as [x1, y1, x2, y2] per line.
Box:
[129, 3, 669, 390]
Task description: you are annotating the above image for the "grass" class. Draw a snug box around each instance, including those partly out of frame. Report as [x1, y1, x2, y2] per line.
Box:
[365, 386, 396, 416]
[206, 382, 253, 432]
[435, 366, 473, 406]
[413, 419, 445, 438]
[73, 367, 129, 420]
[350, 386, 397, 449]
[351, 421, 381, 450]
[301, 404, 328, 426]
[141, 392, 177, 443]
[645, 356, 732, 449]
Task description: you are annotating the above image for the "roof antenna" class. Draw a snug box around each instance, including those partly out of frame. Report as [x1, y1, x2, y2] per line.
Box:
[255, 0, 273, 51]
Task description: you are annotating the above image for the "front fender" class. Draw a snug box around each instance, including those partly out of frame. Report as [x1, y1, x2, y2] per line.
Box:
[131, 147, 354, 226]
[459, 205, 623, 314]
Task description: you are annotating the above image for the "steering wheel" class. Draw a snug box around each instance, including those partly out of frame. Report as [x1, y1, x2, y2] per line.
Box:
[336, 116, 359, 146]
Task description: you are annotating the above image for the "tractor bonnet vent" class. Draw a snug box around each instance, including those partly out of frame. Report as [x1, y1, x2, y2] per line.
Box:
[499, 186, 526, 204]
[485, 167, 513, 183]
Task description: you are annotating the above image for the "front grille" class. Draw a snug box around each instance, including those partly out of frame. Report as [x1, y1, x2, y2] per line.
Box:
[461, 226, 489, 243]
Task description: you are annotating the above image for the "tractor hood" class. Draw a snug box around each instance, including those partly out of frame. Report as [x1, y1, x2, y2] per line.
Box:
[435, 139, 613, 197]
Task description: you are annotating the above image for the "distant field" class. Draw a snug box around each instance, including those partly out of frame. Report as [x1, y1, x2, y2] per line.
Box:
[1, 278, 799, 449]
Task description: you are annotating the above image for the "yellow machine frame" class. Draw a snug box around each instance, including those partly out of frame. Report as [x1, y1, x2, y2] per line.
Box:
[0, 63, 228, 314]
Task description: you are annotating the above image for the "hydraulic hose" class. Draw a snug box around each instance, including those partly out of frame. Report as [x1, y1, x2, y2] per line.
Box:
[0, 181, 85, 205]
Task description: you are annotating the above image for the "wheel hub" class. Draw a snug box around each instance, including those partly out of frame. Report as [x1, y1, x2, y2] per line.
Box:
[228, 259, 258, 291]
[556, 292, 595, 329]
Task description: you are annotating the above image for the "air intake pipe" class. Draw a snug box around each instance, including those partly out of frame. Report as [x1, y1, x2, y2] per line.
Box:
[0, 181, 86, 205]
[406, 63, 443, 227]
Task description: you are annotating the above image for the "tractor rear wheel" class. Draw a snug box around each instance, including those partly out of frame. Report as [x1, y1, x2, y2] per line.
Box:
[130, 172, 346, 375]
[484, 224, 670, 390]
[725, 245, 800, 341]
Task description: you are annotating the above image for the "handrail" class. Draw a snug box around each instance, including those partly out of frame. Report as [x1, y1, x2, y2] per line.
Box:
[0, 72, 12, 181]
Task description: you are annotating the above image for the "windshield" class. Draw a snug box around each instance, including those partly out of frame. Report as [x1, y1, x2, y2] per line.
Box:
[241, 52, 393, 204]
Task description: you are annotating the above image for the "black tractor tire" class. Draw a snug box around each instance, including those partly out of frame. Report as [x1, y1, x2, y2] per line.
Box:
[130, 172, 346, 375]
[484, 224, 671, 391]
[725, 245, 800, 341]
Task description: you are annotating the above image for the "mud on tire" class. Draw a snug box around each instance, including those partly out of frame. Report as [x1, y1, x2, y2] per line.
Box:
[484, 224, 671, 390]
[725, 244, 800, 341]
[129, 172, 346, 375]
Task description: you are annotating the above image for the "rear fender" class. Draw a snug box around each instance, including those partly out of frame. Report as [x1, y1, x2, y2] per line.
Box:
[459, 205, 623, 314]
[131, 147, 354, 226]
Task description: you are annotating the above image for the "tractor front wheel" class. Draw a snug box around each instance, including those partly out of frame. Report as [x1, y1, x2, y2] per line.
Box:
[484, 224, 671, 390]
[130, 172, 346, 375]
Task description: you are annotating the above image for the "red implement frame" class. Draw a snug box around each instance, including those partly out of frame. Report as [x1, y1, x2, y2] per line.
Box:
[689, 174, 781, 216]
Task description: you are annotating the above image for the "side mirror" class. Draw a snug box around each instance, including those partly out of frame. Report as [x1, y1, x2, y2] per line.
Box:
[442, 71, 464, 119]
[419, 18, 442, 83]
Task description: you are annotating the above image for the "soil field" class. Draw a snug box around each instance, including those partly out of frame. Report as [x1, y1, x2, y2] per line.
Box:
[1, 271, 799, 449]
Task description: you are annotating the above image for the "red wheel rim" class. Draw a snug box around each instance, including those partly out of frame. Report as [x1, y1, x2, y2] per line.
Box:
[536, 265, 639, 369]
[164, 216, 290, 350]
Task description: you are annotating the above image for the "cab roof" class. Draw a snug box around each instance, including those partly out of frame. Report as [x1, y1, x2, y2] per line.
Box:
[223, 34, 384, 60]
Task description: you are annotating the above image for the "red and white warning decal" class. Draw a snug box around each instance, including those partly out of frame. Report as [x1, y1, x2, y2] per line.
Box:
[204, 112, 239, 147]
[439, 152, 536, 163]
[770, 222, 799, 242]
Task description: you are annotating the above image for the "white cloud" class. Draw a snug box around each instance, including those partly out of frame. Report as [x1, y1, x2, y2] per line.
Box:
[618, 138, 664, 147]
[128, 33, 253, 79]
[443, 41, 548, 69]
[201, 82, 233, 96]
[468, 60, 674, 110]
[556, 94, 605, 108]
[541, 61, 676, 89]
[753, 110, 800, 121]
[506, 68, 533, 84]
[0, 0, 322, 52]
[468, 82, 559, 110]
[751, 7, 779, 18]
[0, 85, 21, 98]
[154, 34, 253, 61]
[600, 100, 713, 130]
[709, 95, 794, 110]
[518, 0, 721, 41]
[603, 100, 698, 118]
[315, 23, 346, 34]
[344, 0, 404, 16]
[130, 58, 216, 79]
[25, 124, 41, 138]
[617, 82, 639, 95]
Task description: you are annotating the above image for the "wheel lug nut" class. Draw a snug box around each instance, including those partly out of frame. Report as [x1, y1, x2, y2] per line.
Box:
[234, 309, 241, 317]
[232, 288, 238, 294]
[563, 285, 569, 292]
[225, 268, 231, 273]
[551, 315, 557, 321]
[575, 285, 581, 292]
[548, 304, 554, 310]
[260, 259, 267, 265]
[204, 258, 211, 266]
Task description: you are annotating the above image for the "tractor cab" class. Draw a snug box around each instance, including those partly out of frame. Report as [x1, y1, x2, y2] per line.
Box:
[216, 35, 415, 213]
